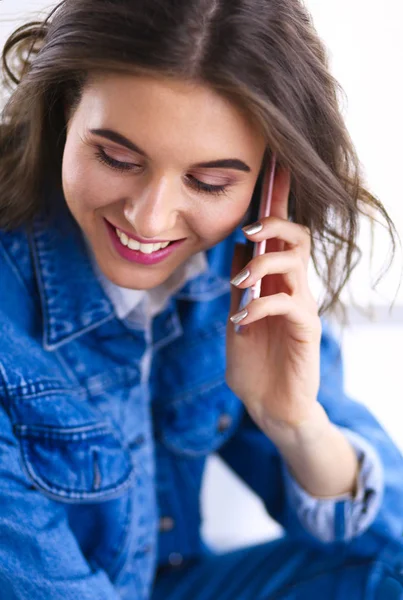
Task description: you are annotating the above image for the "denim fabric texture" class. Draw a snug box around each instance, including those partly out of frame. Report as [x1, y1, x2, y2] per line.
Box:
[1, 190, 403, 600]
[152, 538, 403, 600]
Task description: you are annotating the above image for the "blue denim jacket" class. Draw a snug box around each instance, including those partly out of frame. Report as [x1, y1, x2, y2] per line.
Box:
[1, 195, 403, 600]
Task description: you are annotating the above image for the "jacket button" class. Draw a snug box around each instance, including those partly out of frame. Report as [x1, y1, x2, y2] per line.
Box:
[159, 517, 175, 532]
[129, 433, 146, 449]
[168, 552, 183, 567]
[217, 414, 232, 432]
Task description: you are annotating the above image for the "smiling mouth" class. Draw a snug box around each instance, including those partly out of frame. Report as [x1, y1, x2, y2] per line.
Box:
[115, 228, 172, 254]
[104, 218, 188, 266]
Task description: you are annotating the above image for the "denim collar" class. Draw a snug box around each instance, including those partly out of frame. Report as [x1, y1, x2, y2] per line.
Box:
[30, 190, 114, 351]
[29, 186, 235, 350]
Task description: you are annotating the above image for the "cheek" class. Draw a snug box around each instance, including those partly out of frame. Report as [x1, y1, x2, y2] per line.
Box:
[62, 140, 119, 214]
[191, 193, 251, 244]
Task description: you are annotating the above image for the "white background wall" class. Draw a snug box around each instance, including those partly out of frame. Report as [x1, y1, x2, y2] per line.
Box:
[1, 0, 403, 550]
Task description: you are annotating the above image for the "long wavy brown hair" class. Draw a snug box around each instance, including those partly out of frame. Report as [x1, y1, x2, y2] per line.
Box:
[0, 0, 397, 314]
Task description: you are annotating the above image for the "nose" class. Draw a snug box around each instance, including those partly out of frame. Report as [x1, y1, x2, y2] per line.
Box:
[123, 175, 182, 239]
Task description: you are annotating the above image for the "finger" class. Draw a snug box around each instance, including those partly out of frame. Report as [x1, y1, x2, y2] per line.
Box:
[230, 293, 320, 332]
[243, 217, 311, 266]
[230, 250, 307, 296]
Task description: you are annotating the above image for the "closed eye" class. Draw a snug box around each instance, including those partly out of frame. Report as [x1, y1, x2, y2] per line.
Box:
[95, 147, 229, 196]
[95, 147, 138, 172]
[184, 175, 229, 196]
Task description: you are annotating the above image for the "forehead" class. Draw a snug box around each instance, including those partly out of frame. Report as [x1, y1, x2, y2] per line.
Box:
[76, 73, 266, 162]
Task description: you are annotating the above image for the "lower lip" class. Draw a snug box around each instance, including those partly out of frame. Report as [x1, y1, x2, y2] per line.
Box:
[105, 220, 185, 265]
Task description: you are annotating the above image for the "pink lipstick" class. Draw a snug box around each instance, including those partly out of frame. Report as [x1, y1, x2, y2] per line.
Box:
[104, 219, 185, 265]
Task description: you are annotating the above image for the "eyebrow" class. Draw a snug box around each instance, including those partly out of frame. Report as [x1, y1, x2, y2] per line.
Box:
[89, 128, 251, 172]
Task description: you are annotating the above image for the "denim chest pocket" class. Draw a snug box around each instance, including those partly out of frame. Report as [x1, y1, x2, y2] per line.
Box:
[14, 421, 135, 503]
[152, 319, 244, 456]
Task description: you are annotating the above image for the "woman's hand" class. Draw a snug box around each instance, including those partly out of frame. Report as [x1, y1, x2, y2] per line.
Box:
[226, 167, 323, 439]
[226, 167, 359, 498]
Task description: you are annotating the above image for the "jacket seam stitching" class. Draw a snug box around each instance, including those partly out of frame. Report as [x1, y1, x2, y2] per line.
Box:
[19, 440, 135, 500]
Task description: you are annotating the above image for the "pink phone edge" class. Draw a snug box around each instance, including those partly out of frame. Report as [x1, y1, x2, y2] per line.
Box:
[250, 154, 277, 301]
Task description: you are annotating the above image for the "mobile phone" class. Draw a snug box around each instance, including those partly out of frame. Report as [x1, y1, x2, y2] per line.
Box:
[249, 153, 277, 300]
[237, 153, 277, 315]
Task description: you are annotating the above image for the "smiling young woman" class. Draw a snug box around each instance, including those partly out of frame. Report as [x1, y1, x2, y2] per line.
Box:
[59, 73, 266, 290]
[0, 1, 402, 600]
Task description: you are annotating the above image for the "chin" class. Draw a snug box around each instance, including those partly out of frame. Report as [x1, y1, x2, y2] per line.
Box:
[100, 261, 171, 291]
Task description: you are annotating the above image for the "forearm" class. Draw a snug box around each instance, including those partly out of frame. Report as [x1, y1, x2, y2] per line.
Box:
[261, 402, 360, 498]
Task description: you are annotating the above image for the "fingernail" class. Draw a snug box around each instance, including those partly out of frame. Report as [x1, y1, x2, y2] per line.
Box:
[230, 268, 251, 287]
[230, 308, 248, 324]
[242, 221, 263, 235]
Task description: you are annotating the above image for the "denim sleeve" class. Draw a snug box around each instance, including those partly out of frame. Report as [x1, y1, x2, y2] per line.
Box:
[282, 427, 384, 542]
[219, 321, 403, 547]
[0, 404, 121, 600]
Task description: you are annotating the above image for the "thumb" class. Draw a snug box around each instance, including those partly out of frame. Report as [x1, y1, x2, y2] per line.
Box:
[229, 242, 249, 317]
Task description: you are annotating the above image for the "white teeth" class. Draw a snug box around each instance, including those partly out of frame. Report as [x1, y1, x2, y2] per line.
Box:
[116, 228, 171, 253]
[120, 232, 129, 246]
[127, 238, 140, 250]
[139, 243, 154, 254]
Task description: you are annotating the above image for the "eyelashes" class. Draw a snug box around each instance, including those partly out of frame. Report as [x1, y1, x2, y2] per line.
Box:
[186, 175, 228, 196]
[94, 147, 229, 197]
[95, 147, 138, 172]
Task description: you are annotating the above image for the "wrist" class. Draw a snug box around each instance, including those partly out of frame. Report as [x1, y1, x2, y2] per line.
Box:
[259, 401, 332, 451]
[260, 403, 360, 498]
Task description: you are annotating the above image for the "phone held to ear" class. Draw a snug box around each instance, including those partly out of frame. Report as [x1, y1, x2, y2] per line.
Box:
[236, 153, 277, 327]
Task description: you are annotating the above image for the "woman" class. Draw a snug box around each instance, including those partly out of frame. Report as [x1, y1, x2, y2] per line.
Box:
[0, 0, 402, 598]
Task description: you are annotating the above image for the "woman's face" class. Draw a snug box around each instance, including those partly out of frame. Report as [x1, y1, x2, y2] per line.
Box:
[62, 73, 266, 289]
